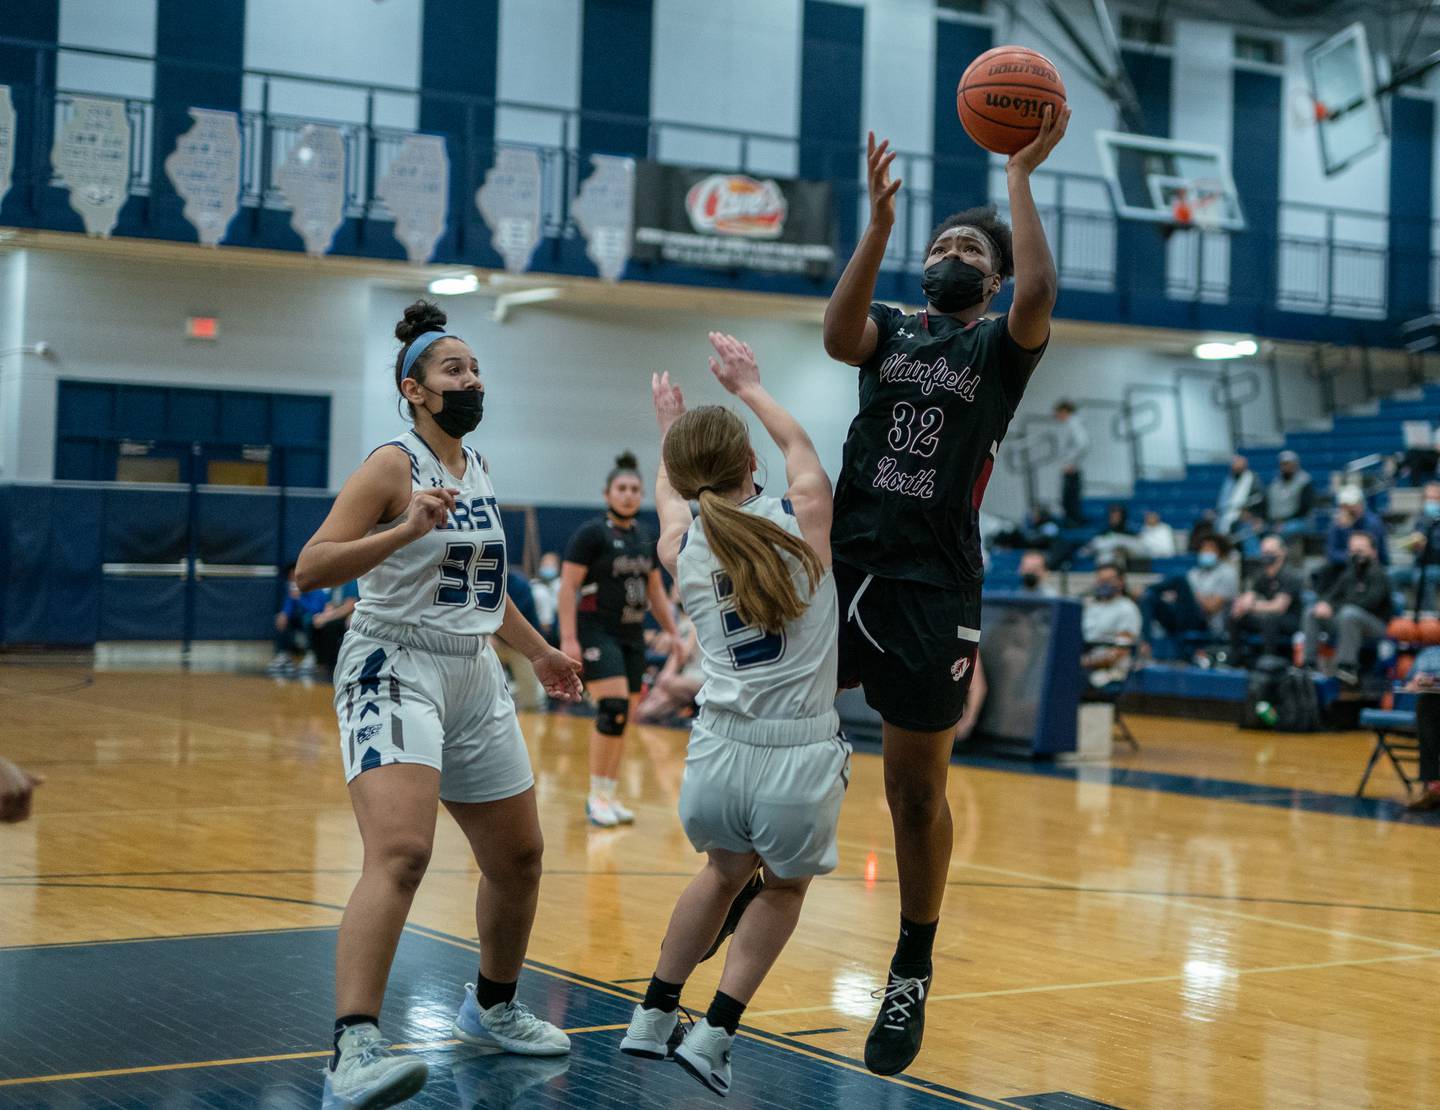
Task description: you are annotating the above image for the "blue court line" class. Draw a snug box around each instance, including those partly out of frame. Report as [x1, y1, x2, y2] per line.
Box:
[0, 921, 1067, 1109]
[952, 754, 1440, 827]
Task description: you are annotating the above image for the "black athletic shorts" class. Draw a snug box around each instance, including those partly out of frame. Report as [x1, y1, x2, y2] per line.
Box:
[578, 617, 647, 694]
[835, 559, 982, 734]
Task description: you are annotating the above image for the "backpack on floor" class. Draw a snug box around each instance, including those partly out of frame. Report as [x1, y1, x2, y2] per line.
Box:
[1241, 655, 1322, 732]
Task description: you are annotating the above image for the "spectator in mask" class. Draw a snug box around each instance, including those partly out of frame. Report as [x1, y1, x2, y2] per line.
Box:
[1302, 531, 1393, 687]
[531, 551, 562, 644]
[1081, 564, 1142, 687]
[1138, 510, 1178, 558]
[1228, 534, 1303, 666]
[1018, 550, 1058, 597]
[1391, 482, 1440, 611]
[1087, 503, 1148, 567]
[1326, 487, 1388, 569]
[1217, 455, 1263, 534]
[1141, 535, 1239, 646]
[1267, 451, 1314, 536]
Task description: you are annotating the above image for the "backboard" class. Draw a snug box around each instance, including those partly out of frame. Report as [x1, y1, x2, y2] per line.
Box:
[1304, 22, 1386, 177]
[1095, 131, 1245, 231]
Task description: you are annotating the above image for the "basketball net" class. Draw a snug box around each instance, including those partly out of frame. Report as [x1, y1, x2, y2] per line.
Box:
[1168, 182, 1223, 232]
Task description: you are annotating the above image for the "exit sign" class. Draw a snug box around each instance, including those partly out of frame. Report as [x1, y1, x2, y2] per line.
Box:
[186, 316, 219, 340]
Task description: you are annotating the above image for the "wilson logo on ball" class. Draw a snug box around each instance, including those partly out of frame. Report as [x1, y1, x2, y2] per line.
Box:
[685, 175, 787, 239]
[982, 92, 1049, 119]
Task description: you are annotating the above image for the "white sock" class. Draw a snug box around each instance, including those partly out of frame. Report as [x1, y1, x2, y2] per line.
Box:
[590, 775, 608, 799]
[600, 776, 619, 800]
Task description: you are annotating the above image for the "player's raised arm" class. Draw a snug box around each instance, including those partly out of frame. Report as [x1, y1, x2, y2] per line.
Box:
[651, 372, 694, 576]
[822, 132, 901, 366]
[706, 333, 832, 563]
[1004, 104, 1069, 351]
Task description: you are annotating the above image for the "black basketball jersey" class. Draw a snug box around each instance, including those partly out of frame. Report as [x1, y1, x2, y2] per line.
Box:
[565, 516, 657, 639]
[832, 303, 1046, 589]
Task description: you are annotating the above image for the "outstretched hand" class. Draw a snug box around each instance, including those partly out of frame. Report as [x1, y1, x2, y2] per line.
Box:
[866, 131, 902, 229]
[652, 371, 686, 436]
[707, 332, 761, 395]
[1008, 103, 1070, 175]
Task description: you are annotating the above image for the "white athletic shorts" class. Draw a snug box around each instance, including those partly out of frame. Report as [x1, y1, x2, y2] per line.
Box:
[333, 614, 535, 804]
[678, 705, 851, 879]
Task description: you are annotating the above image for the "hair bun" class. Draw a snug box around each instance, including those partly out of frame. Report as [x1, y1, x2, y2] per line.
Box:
[395, 299, 447, 345]
[614, 450, 639, 471]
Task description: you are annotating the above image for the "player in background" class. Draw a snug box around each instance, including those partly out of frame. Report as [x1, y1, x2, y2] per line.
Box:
[558, 454, 683, 827]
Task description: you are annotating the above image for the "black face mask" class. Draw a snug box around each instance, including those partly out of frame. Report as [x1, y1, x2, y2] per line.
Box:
[921, 258, 994, 314]
[423, 387, 483, 438]
[1021, 572, 1040, 590]
[608, 507, 639, 522]
[1352, 555, 1371, 571]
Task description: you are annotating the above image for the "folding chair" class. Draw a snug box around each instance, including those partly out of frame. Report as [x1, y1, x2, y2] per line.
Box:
[1081, 640, 1139, 752]
[1356, 705, 1419, 797]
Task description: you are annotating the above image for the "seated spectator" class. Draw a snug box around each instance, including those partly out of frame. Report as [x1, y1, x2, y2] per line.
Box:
[1018, 550, 1059, 597]
[1229, 534, 1303, 666]
[1302, 531, 1393, 687]
[495, 570, 546, 711]
[638, 617, 703, 723]
[1266, 450, 1314, 536]
[1326, 487, 1389, 567]
[1391, 481, 1440, 611]
[1138, 510, 1178, 558]
[1087, 503, 1149, 567]
[531, 551, 562, 644]
[1141, 535, 1240, 646]
[310, 580, 358, 675]
[1217, 455, 1264, 533]
[269, 564, 329, 678]
[0, 755, 43, 822]
[1404, 646, 1440, 812]
[1081, 564, 1142, 687]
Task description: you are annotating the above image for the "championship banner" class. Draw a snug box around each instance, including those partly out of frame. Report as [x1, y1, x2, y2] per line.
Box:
[632, 162, 834, 277]
[0, 86, 15, 210]
[164, 107, 242, 247]
[52, 96, 131, 238]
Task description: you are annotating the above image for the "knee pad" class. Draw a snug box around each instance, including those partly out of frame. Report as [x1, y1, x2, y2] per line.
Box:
[596, 697, 629, 737]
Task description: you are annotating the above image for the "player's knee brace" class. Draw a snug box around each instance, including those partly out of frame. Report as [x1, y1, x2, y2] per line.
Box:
[596, 697, 629, 737]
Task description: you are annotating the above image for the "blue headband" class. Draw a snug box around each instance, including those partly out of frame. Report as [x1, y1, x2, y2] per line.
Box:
[401, 330, 456, 379]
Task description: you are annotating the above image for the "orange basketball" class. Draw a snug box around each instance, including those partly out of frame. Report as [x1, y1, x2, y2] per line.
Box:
[957, 46, 1067, 155]
[1389, 617, 1420, 644]
[1419, 618, 1440, 646]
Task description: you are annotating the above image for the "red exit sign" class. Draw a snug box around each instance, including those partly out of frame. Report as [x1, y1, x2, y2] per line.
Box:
[186, 316, 219, 340]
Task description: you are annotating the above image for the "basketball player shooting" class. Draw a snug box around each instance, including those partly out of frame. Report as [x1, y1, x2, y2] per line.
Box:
[821, 104, 1068, 1076]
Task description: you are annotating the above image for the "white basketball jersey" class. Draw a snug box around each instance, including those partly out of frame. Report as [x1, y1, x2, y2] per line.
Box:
[355, 430, 507, 636]
[677, 495, 838, 721]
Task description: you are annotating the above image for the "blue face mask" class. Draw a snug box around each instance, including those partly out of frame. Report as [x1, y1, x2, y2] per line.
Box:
[1094, 582, 1118, 600]
[1425, 501, 1440, 519]
[538, 567, 559, 582]
[1197, 551, 1219, 568]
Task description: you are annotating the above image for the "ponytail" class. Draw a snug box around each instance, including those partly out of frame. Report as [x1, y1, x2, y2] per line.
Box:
[695, 491, 821, 634]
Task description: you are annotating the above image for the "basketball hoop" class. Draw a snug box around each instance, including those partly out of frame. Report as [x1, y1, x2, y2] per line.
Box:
[1166, 180, 1224, 233]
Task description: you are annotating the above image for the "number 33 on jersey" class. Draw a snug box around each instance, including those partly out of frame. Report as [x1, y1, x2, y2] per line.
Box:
[355, 430, 509, 636]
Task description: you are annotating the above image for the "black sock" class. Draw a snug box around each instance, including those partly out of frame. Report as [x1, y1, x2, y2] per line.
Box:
[892, 915, 937, 977]
[705, 990, 746, 1035]
[332, 1013, 377, 1068]
[474, 971, 518, 1010]
[642, 975, 684, 1013]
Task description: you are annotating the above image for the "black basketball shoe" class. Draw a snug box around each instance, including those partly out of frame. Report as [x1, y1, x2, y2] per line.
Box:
[699, 869, 765, 962]
[863, 968, 932, 1076]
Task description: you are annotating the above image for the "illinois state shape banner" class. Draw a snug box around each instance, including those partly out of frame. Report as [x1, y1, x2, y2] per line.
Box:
[276, 124, 346, 257]
[379, 133, 449, 264]
[52, 96, 131, 237]
[164, 108, 242, 247]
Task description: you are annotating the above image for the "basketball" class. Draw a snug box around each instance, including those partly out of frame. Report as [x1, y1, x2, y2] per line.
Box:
[1388, 617, 1420, 643]
[957, 45, 1067, 155]
[1419, 617, 1440, 645]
